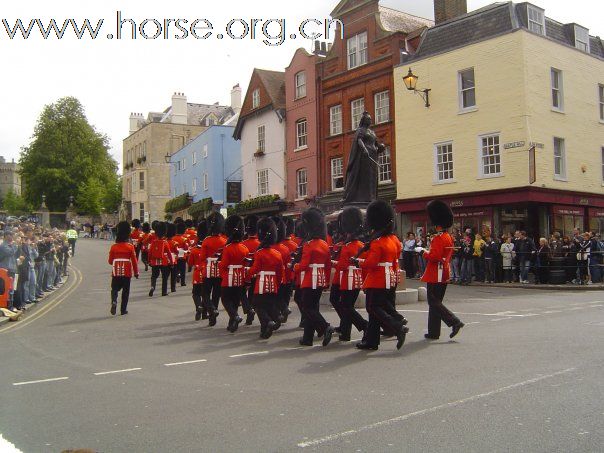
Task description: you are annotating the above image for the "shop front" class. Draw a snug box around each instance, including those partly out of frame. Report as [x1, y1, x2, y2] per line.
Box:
[588, 208, 604, 235]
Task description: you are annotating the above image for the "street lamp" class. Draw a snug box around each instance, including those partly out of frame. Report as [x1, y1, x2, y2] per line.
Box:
[164, 152, 171, 164]
[403, 68, 431, 108]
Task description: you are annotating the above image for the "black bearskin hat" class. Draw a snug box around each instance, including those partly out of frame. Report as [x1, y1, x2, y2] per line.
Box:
[257, 217, 277, 247]
[174, 217, 184, 224]
[340, 207, 364, 236]
[366, 200, 395, 235]
[132, 219, 141, 229]
[142, 222, 151, 234]
[151, 220, 159, 232]
[185, 219, 193, 229]
[225, 215, 244, 241]
[271, 216, 286, 243]
[116, 221, 131, 243]
[285, 217, 295, 237]
[245, 214, 259, 235]
[166, 222, 176, 239]
[197, 220, 208, 242]
[176, 222, 186, 235]
[206, 212, 225, 236]
[154, 221, 167, 238]
[427, 199, 454, 229]
[294, 219, 306, 240]
[301, 208, 326, 240]
[327, 220, 339, 238]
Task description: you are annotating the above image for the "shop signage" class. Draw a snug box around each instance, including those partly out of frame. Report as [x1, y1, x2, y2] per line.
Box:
[453, 208, 493, 218]
[579, 198, 590, 206]
[450, 200, 464, 208]
[529, 142, 545, 149]
[553, 205, 583, 216]
[589, 208, 604, 218]
[226, 181, 242, 203]
[504, 141, 525, 149]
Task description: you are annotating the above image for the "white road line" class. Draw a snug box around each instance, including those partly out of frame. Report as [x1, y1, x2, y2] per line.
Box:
[286, 345, 322, 351]
[297, 367, 576, 448]
[543, 310, 563, 314]
[490, 318, 511, 322]
[13, 377, 69, 386]
[400, 309, 533, 318]
[229, 351, 269, 358]
[93, 368, 142, 376]
[164, 359, 208, 367]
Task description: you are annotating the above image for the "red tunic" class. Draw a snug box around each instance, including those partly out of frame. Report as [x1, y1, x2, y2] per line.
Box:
[387, 234, 403, 287]
[148, 239, 174, 267]
[359, 236, 398, 289]
[218, 242, 249, 287]
[200, 235, 227, 279]
[246, 247, 284, 295]
[336, 240, 364, 290]
[108, 242, 139, 277]
[421, 232, 453, 284]
[271, 243, 292, 283]
[295, 239, 331, 289]
[142, 233, 156, 252]
[242, 236, 260, 254]
[330, 241, 344, 285]
[129, 229, 143, 248]
[187, 245, 204, 284]
[172, 234, 190, 260]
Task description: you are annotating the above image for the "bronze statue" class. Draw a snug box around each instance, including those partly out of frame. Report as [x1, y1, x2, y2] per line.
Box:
[342, 112, 386, 206]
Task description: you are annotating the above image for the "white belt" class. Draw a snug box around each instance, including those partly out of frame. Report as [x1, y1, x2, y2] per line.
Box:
[346, 265, 360, 289]
[228, 265, 243, 286]
[114, 258, 130, 262]
[309, 264, 325, 289]
[378, 262, 393, 289]
[438, 261, 444, 283]
[258, 271, 276, 294]
[206, 257, 218, 278]
[177, 248, 186, 258]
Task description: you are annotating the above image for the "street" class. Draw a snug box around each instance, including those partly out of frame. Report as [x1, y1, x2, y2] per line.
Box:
[1, 239, 603, 453]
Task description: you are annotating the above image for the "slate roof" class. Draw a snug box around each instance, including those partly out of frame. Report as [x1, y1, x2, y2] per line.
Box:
[158, 103, 235, 126]
[378, 6, 433, 34]
[255, 69, 286, 110]
[408, 1, 603, 61]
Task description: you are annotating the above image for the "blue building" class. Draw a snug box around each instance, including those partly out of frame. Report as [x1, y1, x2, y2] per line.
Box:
[170, 125, 241, 207]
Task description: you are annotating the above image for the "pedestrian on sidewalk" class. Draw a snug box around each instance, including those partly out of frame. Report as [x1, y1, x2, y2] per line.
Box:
[108, 221, 139, 316]
[402, 232, 416, 279]
[500, 236, 515, 283]
[536, 238, 551, 284]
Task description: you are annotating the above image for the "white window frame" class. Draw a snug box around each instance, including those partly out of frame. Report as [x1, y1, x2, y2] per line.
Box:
[374, 91, 390, 124]
[295, 71, 306, 99]
[551, 68, 564, 112]
[252, 89, 260, 108]
[598, 84, 604, 122]
[601, 146, 604, 185]
[203, 173, 209, 191]
[458, 68, 476, 112]
[203, 143, 208, 158]
[296, 168, 308, 200]
[139, 171, 145, 190]
[192, 177, 197, 195]
[330, 105, 342, 136]
[478, 133, 502, 178]
[574, 25, 590, 53]
[139, 202, 145, 221]
[192, 150, 197, 165]
[181, 158, 187, 171]
[553, 137, 567, 181]
[257, 125, 266, 153]
[527, 5, 546, 36]
[351, 98, 365, 130]
[378, 147, 392, 184]
[257, 169, 269, 196]
[347, 32, 368, 70]
[331, 157, 344, 191]
[434, 141, 454, 184]
[295, 119, 308, 150]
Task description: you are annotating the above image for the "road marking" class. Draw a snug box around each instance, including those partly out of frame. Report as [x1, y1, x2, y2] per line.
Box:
[94, 368, 142, 376]
[400, 309, 534, 318]
[297, 367, 576, 448]
[286, 345, 322, 350]
[13, 377, 69, 386]
[229, 351, 269, 358]
[164, 359, 208, 367]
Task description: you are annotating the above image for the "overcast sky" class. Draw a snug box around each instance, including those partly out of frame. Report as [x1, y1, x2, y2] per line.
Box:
[1, 0, 601, 168]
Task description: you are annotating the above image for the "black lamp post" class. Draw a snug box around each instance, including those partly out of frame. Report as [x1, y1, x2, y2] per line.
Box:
[164, 153, 171, 164]
[403, 68, 431, 108]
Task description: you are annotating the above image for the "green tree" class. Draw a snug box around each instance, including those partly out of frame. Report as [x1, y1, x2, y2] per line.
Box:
[19, 96, 119, 212]
[102, 177, 122, 213]
[3, 189, 30, 215]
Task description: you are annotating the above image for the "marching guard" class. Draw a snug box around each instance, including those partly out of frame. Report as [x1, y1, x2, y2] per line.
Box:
[188, 220, 208, 320]
[241, 215, 260, 325]
[200, 212, 227, 326]
[108, 221, 139, 315]
[130, 219, 144, 261]
[140, 222, 151, 272]
[173, 221, 190, 287]
[148, 222, 174, 297]
[271, 217, 293, 323]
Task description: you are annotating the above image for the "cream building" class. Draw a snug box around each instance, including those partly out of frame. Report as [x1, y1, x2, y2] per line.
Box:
[393, 1, 604, 237]
[0, 157, 22, 199]
[123, 88, 241, 222]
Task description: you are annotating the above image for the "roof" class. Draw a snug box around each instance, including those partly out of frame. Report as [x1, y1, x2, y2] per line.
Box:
[378, 6, 433, 34]
[255, 69, 286, 110]
[159, 103, 235, 126]
[407, 1, 603, 61]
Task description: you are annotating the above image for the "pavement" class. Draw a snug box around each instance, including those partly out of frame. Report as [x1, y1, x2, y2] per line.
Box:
[0, 239, 603, 453]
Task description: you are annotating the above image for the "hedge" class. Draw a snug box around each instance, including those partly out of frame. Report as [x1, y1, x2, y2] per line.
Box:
[164, 194, 191, 213]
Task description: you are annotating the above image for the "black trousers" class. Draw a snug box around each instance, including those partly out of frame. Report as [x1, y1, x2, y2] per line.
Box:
[241, 279, 255, 314]
[151, 266, 171, 295]
[329, 285, 345, 326]
[192, 283, 205, 314]
[221, 286, 243, 321]
[403, 251, 415, 278]
[278, 282, 293, 314]
[111, 276, 131, 313]
[68, 238, 77, 256]
[339, 289, 367, 339]
[176, 259, 187, 286]
[141, 250, 149, 270]
[300, 288, 329, 343]
[426, 283, 460, 338]
[203, 278, 221, 313]
[169, 265, 178, 292]
[253, 293, 279, 333]
[365, 288, 403, 347]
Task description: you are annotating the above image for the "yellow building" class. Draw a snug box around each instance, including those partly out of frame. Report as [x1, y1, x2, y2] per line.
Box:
[393, 2, 604, 238]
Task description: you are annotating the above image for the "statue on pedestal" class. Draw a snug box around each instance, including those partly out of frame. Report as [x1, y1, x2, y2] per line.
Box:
[342, 112, 386, 207]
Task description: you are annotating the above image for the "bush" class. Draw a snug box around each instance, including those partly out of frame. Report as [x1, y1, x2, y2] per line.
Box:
[164, 194, 191, 213]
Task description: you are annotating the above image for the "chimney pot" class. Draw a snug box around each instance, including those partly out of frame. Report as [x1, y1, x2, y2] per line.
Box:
[434, 0, 467, 25]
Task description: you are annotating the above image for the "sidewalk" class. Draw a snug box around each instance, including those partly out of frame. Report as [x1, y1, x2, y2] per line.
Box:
[405, 278, 604, 291]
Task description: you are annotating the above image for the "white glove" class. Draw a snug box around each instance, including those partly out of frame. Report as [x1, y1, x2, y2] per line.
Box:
[414, 247, 425, 254]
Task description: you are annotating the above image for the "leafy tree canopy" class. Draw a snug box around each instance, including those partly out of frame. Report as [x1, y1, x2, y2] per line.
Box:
[19, 97, 119, 213]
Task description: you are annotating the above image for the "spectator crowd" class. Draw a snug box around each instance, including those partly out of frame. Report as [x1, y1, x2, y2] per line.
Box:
[402, 228, 603, 286]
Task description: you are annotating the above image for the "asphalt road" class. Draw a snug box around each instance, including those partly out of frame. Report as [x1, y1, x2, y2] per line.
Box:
[0, 239, 603, 453]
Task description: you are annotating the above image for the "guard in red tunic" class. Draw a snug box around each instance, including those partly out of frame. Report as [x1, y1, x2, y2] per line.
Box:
[130, 219, 144, 261]
[219, 215, 249, 333]
[295, 208, 335, 347]
[188, 220, 208, 320]
[280, 217, 298, 321]
[328, 216, 345, 332]
[200, 212, 226, 326]
[241, 215, 260, 325]
[148, 222, 174, 297]
[334, 207, 368, 341]
[416, 200, 464, 340]
[173, 221, 190, 287]
[166, 223, 179, 293]
[246, 217, 284, 339]
[290, 219, 307, 328]
[355, 201, 408, 351]
[271, 217, 292, 323]
[108, 221, 139, 315]
[140, 222, 151, 272]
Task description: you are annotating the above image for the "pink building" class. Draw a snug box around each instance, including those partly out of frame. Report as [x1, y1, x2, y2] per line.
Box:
[284, 47, 324, 215]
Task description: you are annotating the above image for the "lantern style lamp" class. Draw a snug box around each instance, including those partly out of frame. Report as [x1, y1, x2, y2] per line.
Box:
[403, 68, 431, 108]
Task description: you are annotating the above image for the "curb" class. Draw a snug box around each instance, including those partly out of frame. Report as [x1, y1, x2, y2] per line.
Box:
[457, 282, 604, 291]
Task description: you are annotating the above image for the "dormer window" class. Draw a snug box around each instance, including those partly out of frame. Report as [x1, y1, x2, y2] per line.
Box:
[574, 25, 590, 53]
[527, 5, 545, 36]
[252, 89, 260, 108]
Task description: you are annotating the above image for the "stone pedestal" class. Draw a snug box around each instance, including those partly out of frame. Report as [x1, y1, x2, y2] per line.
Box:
[38, 208, 50, 228]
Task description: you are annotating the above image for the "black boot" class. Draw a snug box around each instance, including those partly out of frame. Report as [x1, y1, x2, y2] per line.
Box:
[396, 326, 409, 350]
[245, 311, 255, 325]
[195, 307, 202, 321]
[322, 326, 335, 346]
[110, 302, 117, 316]
[148, 287, 155, 297]
[450, 322, 465, 339]
[356, 342, 378, 351]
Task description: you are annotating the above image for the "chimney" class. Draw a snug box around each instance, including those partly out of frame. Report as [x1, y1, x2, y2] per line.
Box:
[314, 40, 321, 54]
[434, 0, 467, 25]
[231, 84, 242, 113]
[129, 112, 143, 134]
[171, 92, 188, 125]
